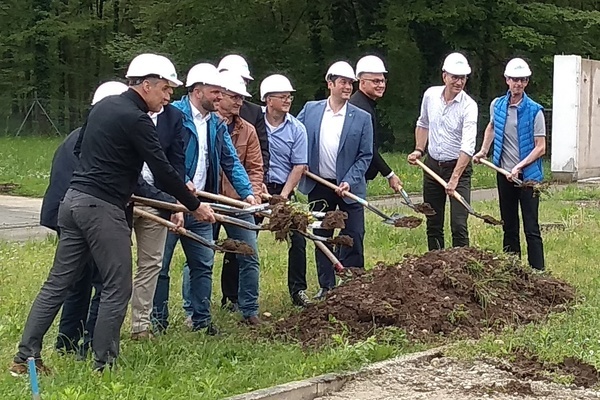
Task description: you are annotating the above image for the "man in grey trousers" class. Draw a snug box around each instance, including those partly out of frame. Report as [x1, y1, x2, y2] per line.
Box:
[10, 53, 215, 374]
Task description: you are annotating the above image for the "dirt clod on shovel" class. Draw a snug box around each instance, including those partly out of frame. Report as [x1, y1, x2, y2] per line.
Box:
[521, 180, 550, 197]
[268, 194, 288, 205]
[393, 216, 423, 228]
[216, 238, 254, 255]
[321, 211, 348, 229]
[328, 235, 354, 248]
[478, 214, 503, 226]
[272, 247, 575, 347]
[413, 202, 436, 216]
[263, 203, 311, 241]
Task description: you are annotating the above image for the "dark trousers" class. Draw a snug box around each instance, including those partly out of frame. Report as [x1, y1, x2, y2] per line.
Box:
[14, 189, 132, 370]
[309, 181, 365, 289]
[423, 156, 472, 251]
[220, 184, 308, 299]
[55, 259, 102, 353]
[497, 173, 545, 270]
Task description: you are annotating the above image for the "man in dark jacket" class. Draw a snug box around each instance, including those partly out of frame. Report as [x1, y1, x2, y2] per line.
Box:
[11, 53, 215, 375]
[40, 82, 128, 357]
[350, 55, 402, 193]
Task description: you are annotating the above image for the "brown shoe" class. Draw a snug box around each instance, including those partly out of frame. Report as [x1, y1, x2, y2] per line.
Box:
[131, 330, 155, 341]
[9, 359, 51, 376]
[242, 315, 262, 326]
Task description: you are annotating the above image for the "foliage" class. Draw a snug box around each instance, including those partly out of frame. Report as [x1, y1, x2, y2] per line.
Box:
[2, 1, 600, 147]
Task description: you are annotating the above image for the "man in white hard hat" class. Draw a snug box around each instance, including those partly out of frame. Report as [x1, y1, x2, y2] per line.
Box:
[259, 74, 310, 307]
[40, 81, 127, 358]
[350, 55, 402, 193]
[298, 61, 373, 299]
[152, 63, 256, 335]
[218, 54, 270, 181]
[213, 70, 263, 324]
[473, 58, 546, 272]
[408, 52, 478, 251]
[11, 53, 215, 374]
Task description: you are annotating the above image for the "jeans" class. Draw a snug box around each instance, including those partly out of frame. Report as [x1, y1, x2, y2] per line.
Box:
[496, 173, 545, 270]
[423, 156, 472, 250]
[308, 181, 365, 289]
[15, 189, 132, 370]
[153, 215, 214, 330]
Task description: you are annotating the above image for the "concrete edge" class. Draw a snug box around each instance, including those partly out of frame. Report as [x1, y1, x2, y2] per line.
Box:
[223, 346, 448, 400]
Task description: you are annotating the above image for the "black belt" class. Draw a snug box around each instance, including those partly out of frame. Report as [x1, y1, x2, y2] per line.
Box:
[428, 156, 458, 168]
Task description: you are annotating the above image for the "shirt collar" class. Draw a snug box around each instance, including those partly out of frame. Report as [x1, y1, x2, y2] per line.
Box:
[325, 97, 347, 116]
[190, 102, 211, 122]
[440, 88, 465, 104]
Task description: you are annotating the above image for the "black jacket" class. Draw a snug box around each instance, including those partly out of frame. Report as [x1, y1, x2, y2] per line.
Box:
[71, 89, 199, 211]
[240, 100, 269, 180]
[349, 90, 393, 181]
[40, 128, 81, 231]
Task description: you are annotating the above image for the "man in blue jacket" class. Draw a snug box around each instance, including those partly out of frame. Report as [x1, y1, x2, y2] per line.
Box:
[152, 63, 255, 335]
[474, 58, 546, 272]
[297, 61, 373, 299]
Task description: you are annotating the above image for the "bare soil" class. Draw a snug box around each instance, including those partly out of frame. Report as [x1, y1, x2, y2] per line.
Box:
[476, 213, 504, 226]
[321, 211, 348, 230]
[267, 194, 288, 205]
[413, 202, 437, 216]
[272, 247, 575, 347]
[263, 203, 311, 241]
[328, 235, 354, 248]
[216, 238, 254, 255]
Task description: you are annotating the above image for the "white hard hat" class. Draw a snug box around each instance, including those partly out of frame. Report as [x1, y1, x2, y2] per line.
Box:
[217, 54, 253, 81]
[442, 52, 471, 75]
[218, 70, 251, 97]
[91, 81, 128, 105]
[325, 61, 357, 82]
[125, 53, 183, 87]
[504, 58, 532, 78]
[259, 74, 295, 102]
[186, 63, 222, 88]
[356, 55, 387, 77]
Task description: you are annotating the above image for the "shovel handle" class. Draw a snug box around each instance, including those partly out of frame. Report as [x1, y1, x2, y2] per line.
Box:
[196, 190, 249, 209]
[414, 160, 475, 213]
[131, 195, 188, 213]
[213, 213, 263, 231]
[314, 240, 344, 273]
[479, 159, 524, 186]
[304, 170, 368, 206]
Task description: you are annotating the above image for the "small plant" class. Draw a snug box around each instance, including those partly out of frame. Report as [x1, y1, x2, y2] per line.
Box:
[447, 304, 471, 325]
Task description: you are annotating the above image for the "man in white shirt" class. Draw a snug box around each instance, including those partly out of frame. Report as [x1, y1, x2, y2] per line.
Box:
[298, 61, 373, 299]
[408, 52, 478, 250]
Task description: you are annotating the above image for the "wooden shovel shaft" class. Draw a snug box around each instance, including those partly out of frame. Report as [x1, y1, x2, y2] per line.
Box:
[414, 159, 474, 213]
[131, 195, 188, 213]
[133, 207, 197, 243]
[479, 159, 523, 186]
[196, 190, 249, 208]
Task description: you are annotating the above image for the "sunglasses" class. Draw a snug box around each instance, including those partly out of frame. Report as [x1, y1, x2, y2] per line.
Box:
[509, 77, 529, 83]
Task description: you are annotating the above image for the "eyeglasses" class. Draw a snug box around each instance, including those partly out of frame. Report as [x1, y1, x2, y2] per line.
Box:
[223, 93, 245, 102]
[509, 77, 529, 83]
[269, 95, 294, 102]
[361, 78, 387, 85]
[447, 74, 467, 82]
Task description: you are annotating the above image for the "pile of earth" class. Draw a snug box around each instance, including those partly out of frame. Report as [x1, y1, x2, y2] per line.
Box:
[273, 247, 575, 346]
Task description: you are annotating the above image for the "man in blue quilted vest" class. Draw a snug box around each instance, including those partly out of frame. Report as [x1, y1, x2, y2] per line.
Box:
[474, 58, 546, 271]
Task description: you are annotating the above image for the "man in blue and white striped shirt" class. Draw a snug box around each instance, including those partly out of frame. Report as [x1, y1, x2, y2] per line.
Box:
[408, 52, 478, 250]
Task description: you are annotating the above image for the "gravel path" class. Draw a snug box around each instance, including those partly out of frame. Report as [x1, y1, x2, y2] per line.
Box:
[317, 355, 600, 400]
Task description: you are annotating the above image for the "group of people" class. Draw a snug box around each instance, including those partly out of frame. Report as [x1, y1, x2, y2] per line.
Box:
[10, 50, 546, 375]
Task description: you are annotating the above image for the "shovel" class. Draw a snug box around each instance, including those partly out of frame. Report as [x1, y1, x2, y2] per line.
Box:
[415, 160, 503, 226]
[132, 207, 253, 254]
[303, 170, 412, 227]
[479, 159, 524, 186]
[195, 190, 273, 214]
[397, 185, 437, 216]
[131, 195, 254, 216]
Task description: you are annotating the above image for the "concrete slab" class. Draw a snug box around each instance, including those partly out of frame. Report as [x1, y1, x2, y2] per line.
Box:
[0, 194, 50, 241]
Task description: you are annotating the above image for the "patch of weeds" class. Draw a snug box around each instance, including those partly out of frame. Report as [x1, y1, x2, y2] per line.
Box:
[448, 304, 471, 325]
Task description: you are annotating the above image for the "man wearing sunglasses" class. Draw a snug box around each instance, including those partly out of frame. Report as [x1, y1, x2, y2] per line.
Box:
[351, 55, 402, 193]
[473, 58, 546, 272]
[408, 52, 478, 251]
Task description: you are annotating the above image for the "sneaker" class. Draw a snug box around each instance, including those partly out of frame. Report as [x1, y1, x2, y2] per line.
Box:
[291, 290, 313, 307]
[130, 330, 155, 341]
[313, 288, 330, 301]
[241, 315, 262, 326]
[9, 359, 52, 376]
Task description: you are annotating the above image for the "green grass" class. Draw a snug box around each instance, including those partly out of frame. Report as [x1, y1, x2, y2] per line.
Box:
[0, 185, 598, 399]
[0, 137, 550, 198]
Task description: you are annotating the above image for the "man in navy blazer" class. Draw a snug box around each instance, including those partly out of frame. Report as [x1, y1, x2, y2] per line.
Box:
[297, 61, 373, 298]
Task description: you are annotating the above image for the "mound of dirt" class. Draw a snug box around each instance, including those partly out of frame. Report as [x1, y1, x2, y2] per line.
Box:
[321, 211, 348, 229]
[273, 247, 575, 347]
[216, 238, 254, 255]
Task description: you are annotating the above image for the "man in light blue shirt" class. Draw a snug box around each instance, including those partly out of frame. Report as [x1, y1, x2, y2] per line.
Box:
[260, 74, 311, 307]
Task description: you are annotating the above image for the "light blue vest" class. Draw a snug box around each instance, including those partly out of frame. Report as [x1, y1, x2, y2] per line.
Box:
[492, 92, 543, 182]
